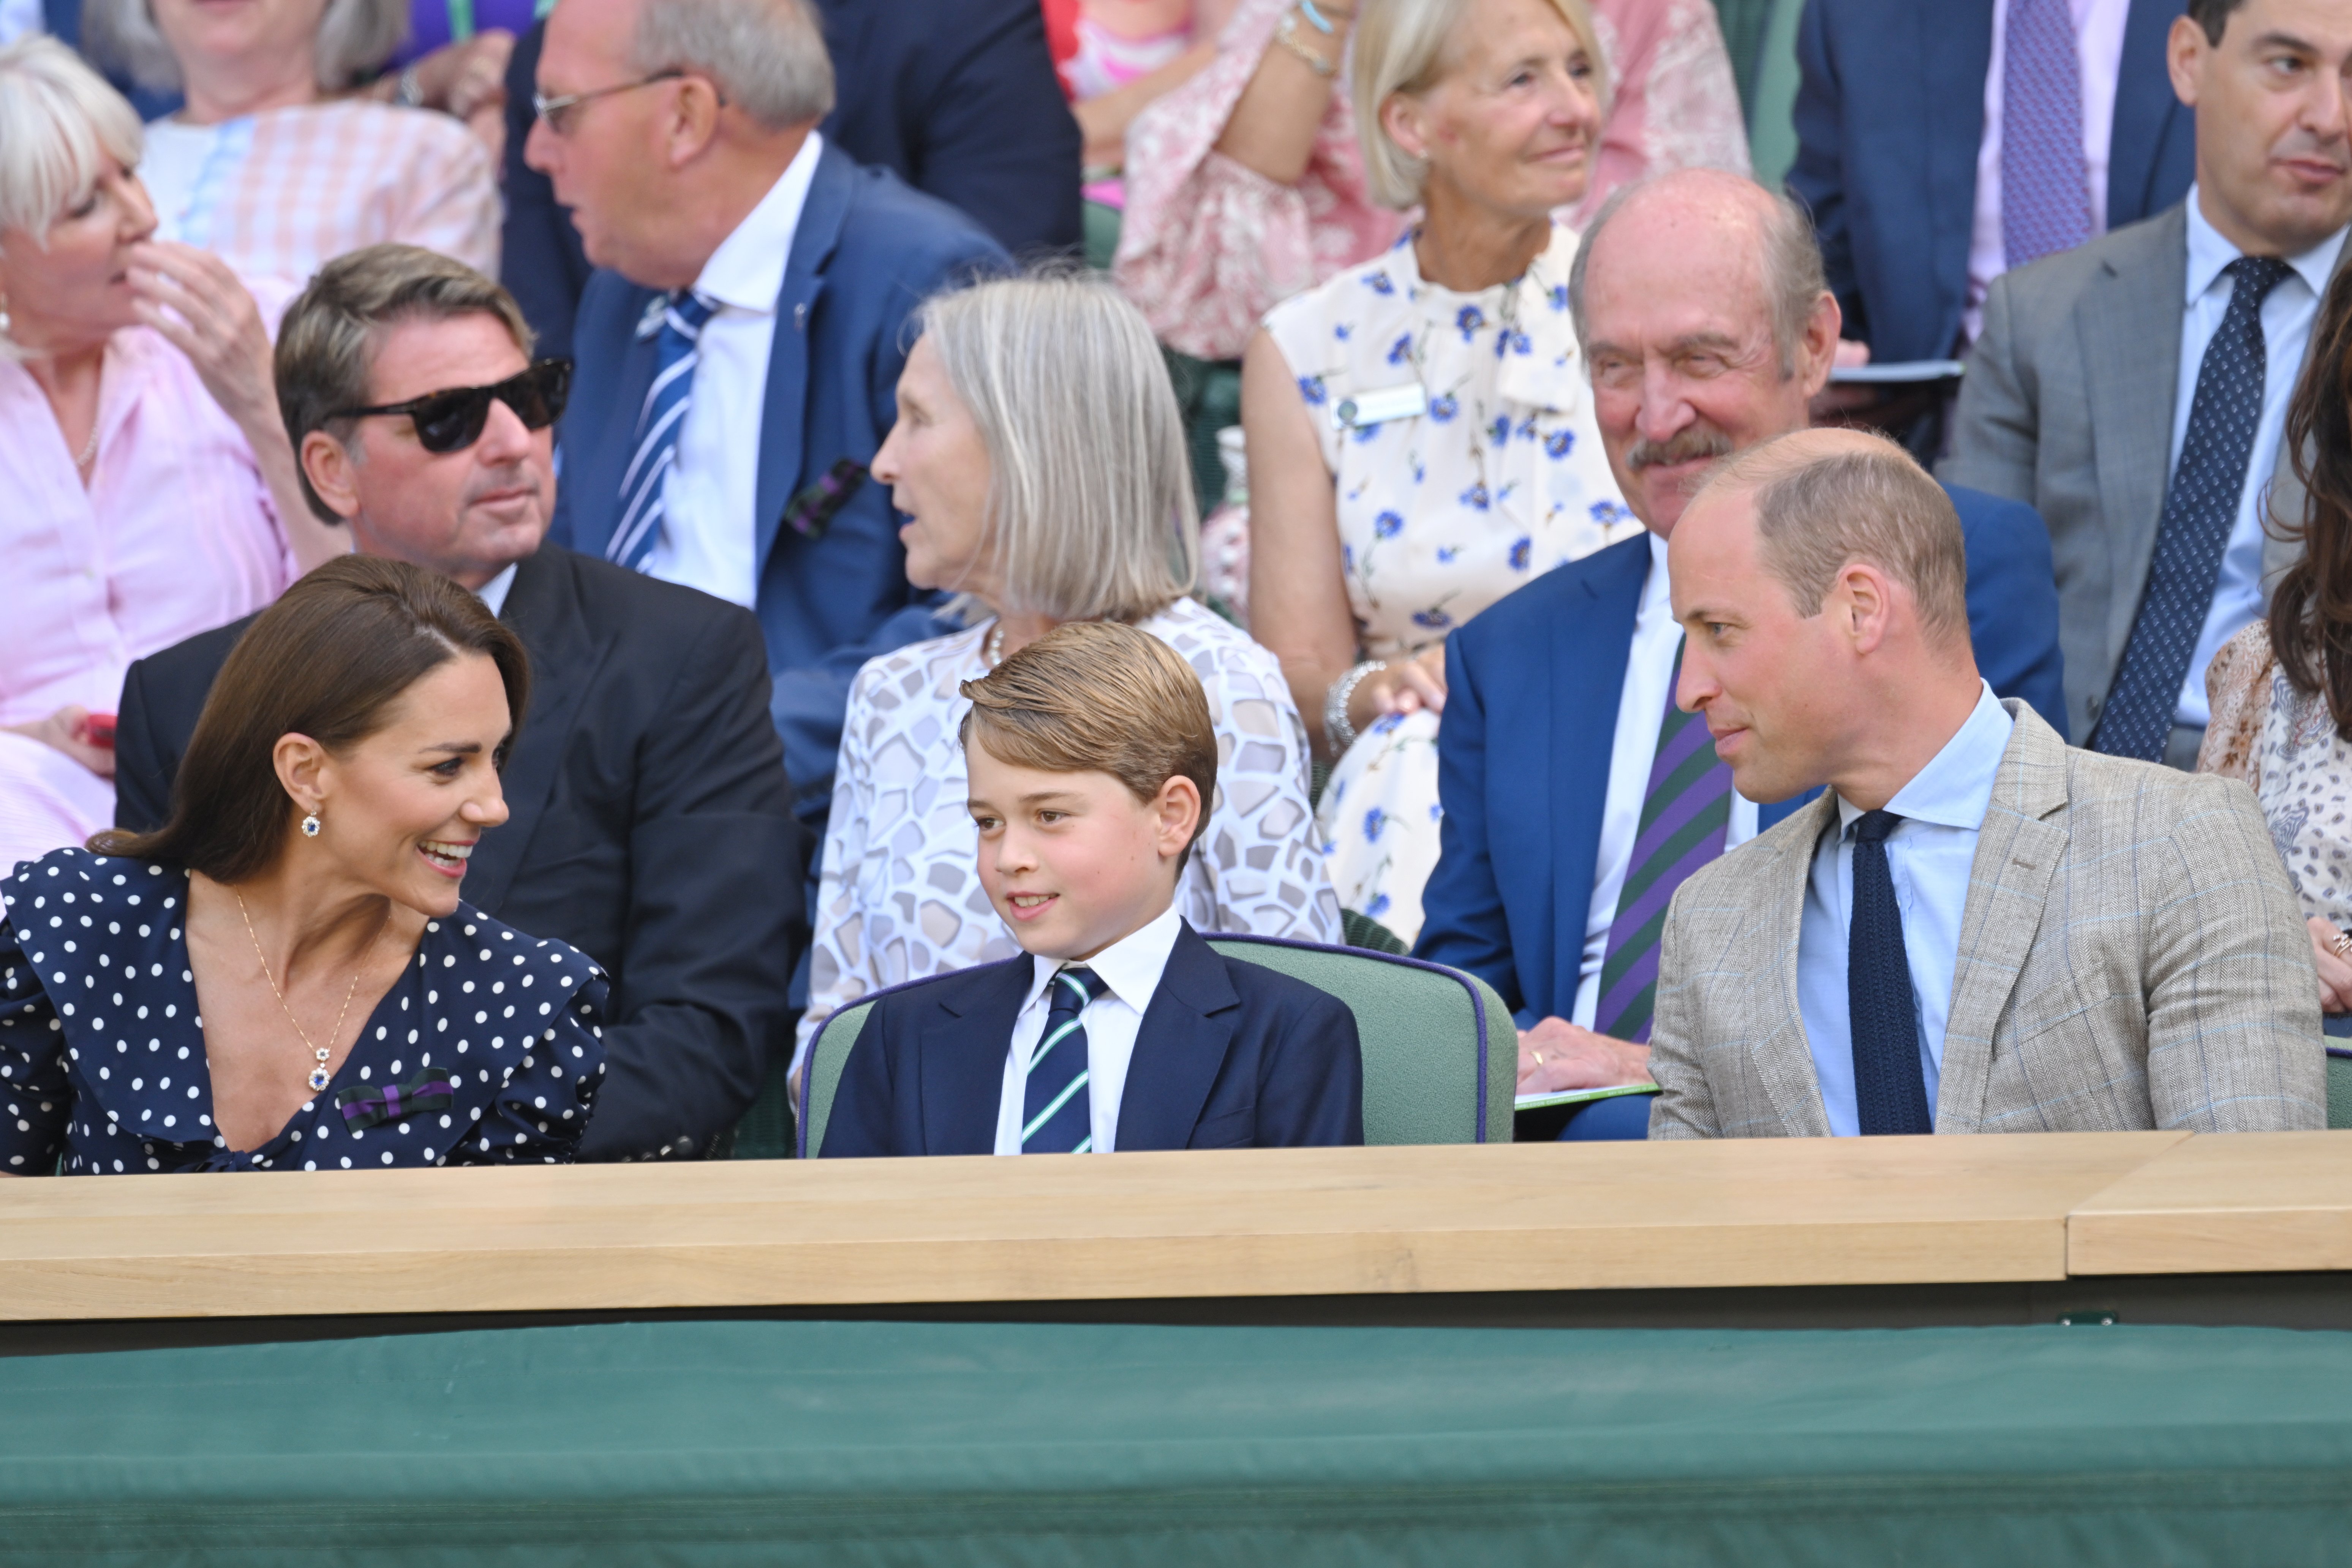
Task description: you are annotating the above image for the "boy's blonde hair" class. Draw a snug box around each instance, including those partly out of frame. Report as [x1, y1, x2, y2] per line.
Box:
[959, 622, 1217, 855]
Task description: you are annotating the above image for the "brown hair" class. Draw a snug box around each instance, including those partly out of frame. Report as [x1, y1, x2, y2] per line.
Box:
[2270, 261, 2352, 737]
[275, 243, 535, 523]
[1703, 430, 1971, 646]
[92, 556, 530, 882]
[957, 622, 1217, 855]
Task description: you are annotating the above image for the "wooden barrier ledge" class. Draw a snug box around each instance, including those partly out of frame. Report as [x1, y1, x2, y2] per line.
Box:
[0, 1132, 2196, 1323]
[2070, 1131, 2352, 1276]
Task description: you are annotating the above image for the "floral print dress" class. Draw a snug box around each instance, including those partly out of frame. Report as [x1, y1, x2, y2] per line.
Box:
[1262, 222, 1636, 943]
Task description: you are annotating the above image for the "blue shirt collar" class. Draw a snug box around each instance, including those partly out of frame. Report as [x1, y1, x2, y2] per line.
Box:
[1835, 683, 2014, 836]
[2182, 182, 2347, 307]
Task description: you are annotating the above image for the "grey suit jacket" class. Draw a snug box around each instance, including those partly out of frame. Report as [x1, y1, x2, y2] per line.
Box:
[1648, 702, 2326, 1139]
[1942, 203, 2338, 745]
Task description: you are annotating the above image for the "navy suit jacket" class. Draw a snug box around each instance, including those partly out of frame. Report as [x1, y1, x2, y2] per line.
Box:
[819, 922, 1365, 1157]
[1787, 0, 2194, 363]
[550, 141, 1004, 821]
[500, 0, 1079, 361]
[1414, 483, 2069, 1026]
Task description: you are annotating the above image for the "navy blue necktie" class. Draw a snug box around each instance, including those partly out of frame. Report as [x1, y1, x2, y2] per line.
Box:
[1022, 966, 1107, 1154]
[1848, 809, 1932, 1136]
[2094, 255, 2293, 760]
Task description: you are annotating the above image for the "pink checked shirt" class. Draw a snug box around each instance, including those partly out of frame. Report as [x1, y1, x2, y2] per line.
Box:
[140, 101, 499, 280]
[0, 317, 296, 883]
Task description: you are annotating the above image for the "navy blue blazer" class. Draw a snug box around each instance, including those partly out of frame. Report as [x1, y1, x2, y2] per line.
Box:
[1786, 0, 2194, 363]
[1414, 483, 2069, 1026]
[818, 923, 1366, 1157]
[550, 141, 1005, 820]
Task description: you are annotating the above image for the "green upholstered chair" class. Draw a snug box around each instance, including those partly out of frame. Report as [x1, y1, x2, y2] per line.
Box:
[795, 936, 1516, 1156]
[2330, 1047, 2352, 1131]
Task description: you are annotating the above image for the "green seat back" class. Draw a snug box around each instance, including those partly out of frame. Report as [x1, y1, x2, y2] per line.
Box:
[2330, 1048, 2352, 1131]
[1745, 0, 1807, 190]
[796, 939, 1512, 1155]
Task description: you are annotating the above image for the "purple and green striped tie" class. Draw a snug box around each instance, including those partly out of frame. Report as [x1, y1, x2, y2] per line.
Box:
[1594, 644, 1732, 1043]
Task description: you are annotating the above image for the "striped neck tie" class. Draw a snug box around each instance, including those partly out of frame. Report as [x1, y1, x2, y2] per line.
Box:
[607, 289, 716, 572]
[1595, 643, 1732, 1043]
[2001, 0, 2093, 270]
[1022, 966, 1108, 1154]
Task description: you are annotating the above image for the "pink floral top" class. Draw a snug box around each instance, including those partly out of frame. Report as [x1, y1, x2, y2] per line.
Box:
[1115, 0, 1751, 361]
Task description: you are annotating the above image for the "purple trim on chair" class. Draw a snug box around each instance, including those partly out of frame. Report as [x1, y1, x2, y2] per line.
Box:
[1200, 931, 1496, 1144]
[794, 958, 1032, 1159]
[2329, 1046, 2352, 1060]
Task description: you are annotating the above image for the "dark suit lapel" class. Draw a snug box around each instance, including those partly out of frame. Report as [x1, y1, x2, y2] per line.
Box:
[1924, 0, 1995, 356]
[2080, 205, 2188, 665]
[918, 959, 1032, 1156]
[1114, 925, 1239, 1151]
[1549, 540, 1646, 1018]
[569, 290, 665, 561]
[468, 548, 612, 912]
[754, 142, 854, 579]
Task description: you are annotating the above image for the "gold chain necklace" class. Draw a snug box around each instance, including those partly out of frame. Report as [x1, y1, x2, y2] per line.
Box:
[233, 891, 374, 1095]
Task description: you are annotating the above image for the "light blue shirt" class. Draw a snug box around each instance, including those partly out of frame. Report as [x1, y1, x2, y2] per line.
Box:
[2169, 191, 2346, 729]
[1797, 685, 2015, 1137]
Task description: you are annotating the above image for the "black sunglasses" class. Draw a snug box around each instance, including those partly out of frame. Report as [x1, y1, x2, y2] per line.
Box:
[331, 359, 573, 455]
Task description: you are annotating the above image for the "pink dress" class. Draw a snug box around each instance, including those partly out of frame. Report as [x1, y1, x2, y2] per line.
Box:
[0, 317, 296, 891]
[1114, 0, 1751, 360]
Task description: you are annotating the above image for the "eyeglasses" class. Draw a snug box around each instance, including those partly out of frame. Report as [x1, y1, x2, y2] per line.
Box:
[330, 360, 573, 455]
[531, 69, 684, 136]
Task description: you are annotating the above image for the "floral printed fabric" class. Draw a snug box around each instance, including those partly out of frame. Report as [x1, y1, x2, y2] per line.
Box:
[1264, 221, 1636, 944]
[2199, 621, 2352, 928]
[800, 598, 1341, 1067]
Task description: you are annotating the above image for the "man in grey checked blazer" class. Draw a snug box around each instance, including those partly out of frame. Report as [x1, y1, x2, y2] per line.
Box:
[1648, 430, 2324, 1139]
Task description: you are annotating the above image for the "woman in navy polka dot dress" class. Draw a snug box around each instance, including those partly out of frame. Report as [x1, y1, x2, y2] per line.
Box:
[0, 558, 605, 1175]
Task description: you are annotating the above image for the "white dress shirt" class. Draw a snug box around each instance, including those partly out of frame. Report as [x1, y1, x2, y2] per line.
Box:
[474, 561, 517, 617]
[993, 904, 1185, 1155]
[2168, 192, 2347, 729]
[1572, 534, 1761, 1029]
[645, 131, 824, 608]
[1964, 0, 2131, 343]
[1796, 684, 2014, 1136]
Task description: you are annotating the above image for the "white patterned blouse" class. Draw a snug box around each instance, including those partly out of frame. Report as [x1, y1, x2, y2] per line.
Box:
[798, 598, 1342, 1065]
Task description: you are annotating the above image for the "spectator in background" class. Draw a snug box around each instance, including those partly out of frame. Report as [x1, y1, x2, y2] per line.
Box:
[500, 0, 1078, 360]
[2200, 256, 2352, 1031]
[1788, 0, 2194, 369]
[79, 0, 500, 278]
[1243, 0, 1634, 945]
[114, 245, 809, 1163]
[801, 275, 1337, 1076]
[1945, 0, 2352, 766]
[0, 37, 340, 884]
[530, 0, 1010, 835]
[1116, 0, 1748, 364]
[1048, 0, 1223, 212]
[1415, 171, 2066, 1140]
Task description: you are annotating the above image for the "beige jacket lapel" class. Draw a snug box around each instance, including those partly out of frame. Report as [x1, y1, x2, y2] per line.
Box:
[1934, 703, 2072, 1134]
[1745, 796, 1839, 1139]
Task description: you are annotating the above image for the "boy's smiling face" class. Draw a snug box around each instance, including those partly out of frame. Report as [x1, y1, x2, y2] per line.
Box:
[966, 736, 1201, 962]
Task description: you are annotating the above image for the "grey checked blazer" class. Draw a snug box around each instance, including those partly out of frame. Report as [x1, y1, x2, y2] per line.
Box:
[1941, 203, 2346, 746]
[1647, 703, 2326, 1138]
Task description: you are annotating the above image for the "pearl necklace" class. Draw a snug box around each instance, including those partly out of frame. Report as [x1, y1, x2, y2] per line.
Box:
[983, 622, 1006, 667]
[73, 422, 98, 475]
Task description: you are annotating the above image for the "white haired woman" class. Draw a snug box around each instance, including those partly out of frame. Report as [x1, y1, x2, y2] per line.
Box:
[1242, 0, 1634, 945]
[0, 36, 343, 885]
[800, 273, 1340, 1071]
[81, 0, 499, 279]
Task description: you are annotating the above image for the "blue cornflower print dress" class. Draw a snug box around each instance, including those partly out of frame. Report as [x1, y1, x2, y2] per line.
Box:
[1263, 221, 1636, 942]
[0, 848, 607, 1174]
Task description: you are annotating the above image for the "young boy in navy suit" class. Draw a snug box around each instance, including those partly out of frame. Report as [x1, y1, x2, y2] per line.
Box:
[820, 623, 1363, 1157]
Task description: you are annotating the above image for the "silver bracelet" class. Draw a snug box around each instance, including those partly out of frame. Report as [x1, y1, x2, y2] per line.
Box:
[1323, 659, 1386, 754]
[394, 63, 425, 108]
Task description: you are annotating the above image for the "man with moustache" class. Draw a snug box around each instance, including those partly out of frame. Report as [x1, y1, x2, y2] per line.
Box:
[1946, 0, 2352, 768]
[112, 245, 808, 1163]
[1412, 169, 2068, 1138]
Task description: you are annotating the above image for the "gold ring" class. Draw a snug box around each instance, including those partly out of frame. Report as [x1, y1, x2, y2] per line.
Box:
[2333, 930, 2352, 959]
[1531, 1050, 1545, 1066]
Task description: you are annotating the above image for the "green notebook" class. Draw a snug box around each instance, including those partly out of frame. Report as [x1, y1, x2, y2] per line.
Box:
[1514, 1082, 1661, 1111]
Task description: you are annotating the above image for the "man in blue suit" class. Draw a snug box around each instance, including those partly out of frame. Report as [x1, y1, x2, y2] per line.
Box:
[1415, 172, 2066, 1138]
[528, 0, 1007, 828]
[1788, 0, 2194, 364]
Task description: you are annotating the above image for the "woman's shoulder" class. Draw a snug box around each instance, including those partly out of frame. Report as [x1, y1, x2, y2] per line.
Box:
[1144, 600, 1291, 689]
[1260, 233, 1421, 364]
[4, 848, 179, 923]
[423, 904, 605, 994]
[280, 100, 488, 172]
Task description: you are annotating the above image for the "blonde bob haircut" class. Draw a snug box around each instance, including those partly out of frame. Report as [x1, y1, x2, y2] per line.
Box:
[84, 0, 409, 92]
[916, 273, 1199, 626]
[0, 35, 142, 246]
[1351, 0, 1611, 212]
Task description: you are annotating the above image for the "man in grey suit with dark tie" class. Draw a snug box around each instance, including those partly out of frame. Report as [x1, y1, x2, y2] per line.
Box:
[1944, 0, 2352, 767]
[1648, 428, 2323, 1139]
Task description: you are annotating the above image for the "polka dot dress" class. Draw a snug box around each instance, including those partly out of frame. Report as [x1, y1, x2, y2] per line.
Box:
[0, 847, 608, 1174]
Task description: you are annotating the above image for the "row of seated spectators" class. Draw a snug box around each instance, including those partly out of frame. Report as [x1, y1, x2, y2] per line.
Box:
[0, 0, 2343, 1176]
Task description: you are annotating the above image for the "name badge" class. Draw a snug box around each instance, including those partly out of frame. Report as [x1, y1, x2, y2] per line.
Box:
[1332, 383, 1429, 430]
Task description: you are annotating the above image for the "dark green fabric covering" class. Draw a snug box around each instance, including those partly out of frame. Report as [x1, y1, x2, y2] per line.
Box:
[7, 1319, 2352, 1563]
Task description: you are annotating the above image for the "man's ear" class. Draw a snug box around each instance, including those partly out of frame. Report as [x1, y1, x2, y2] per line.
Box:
[2166, 12, 2209, 108]
[1835, 562, 1895, 654]
[1794, 290, 1841, 400]
[1153, 775, 1204, 863]
[664, 74, 727, 169]
[300, 430, 362, 523]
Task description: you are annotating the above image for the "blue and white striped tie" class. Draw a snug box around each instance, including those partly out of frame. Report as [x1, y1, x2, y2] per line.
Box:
[607, 289, 716, 572]
[1023, 966, 1107, 1154]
